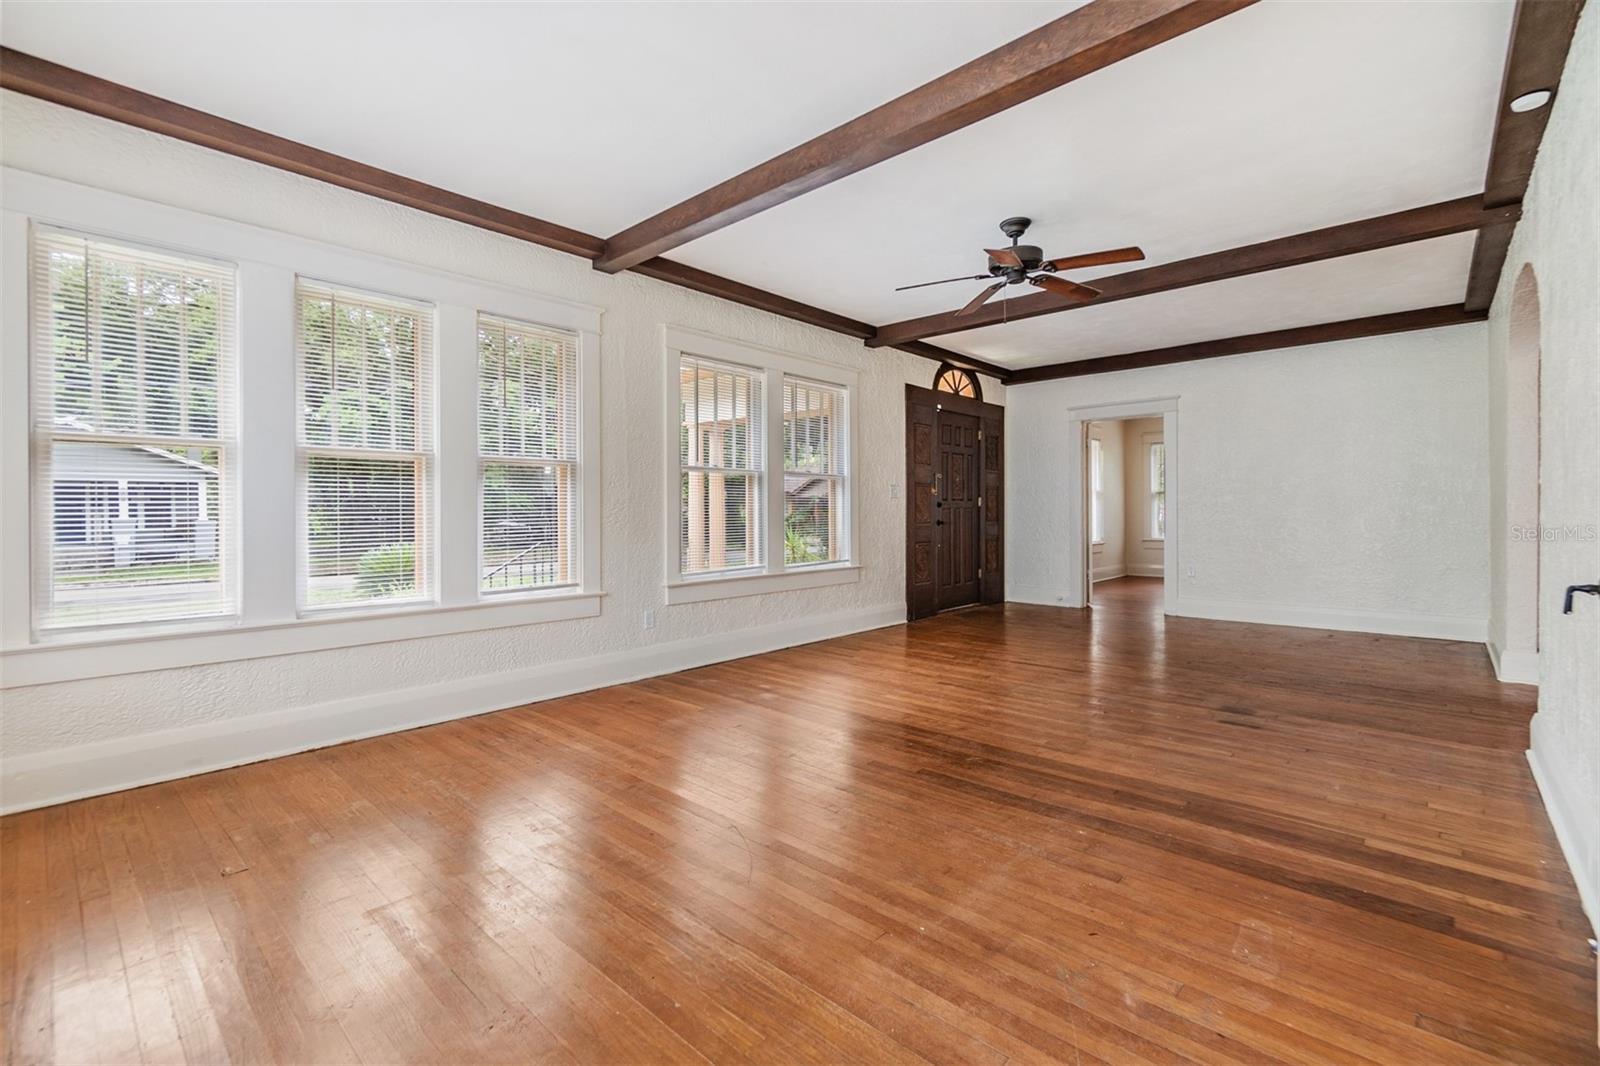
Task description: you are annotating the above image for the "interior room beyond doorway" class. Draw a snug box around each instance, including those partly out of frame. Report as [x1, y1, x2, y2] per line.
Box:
[1087, 417, 1166, 601]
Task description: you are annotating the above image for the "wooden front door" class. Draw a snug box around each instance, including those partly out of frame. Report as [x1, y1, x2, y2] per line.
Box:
[906, 384, 1003, 620]
[935, 411, 981, 610]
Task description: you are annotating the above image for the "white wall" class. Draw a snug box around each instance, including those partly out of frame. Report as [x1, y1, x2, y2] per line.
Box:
[1121, 417, 1165, 576]
[1087, 421, 1125, 579]
[1006, 324, 1491, 640]
[1486, 1, 1599, 931]
[0, 91, 1001, 811]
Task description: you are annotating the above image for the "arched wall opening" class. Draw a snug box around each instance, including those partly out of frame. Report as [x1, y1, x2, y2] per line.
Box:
[1502, 263, 1542, 666]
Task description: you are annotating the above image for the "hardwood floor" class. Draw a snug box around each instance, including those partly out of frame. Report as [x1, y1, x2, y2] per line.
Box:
[3, 577, 1594, 1064]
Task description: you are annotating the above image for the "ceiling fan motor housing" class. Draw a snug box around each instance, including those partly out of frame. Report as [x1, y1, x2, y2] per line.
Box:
[990, 244, 1044, 279]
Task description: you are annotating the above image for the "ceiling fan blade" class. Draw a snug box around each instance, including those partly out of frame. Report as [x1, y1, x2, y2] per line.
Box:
[956, 281, 1007, 317]
[984, 247, 1024, 269]
[894, 274, 992, 292]
[1043, 246, 1146, 272]
[1029, 274, 1100, 301]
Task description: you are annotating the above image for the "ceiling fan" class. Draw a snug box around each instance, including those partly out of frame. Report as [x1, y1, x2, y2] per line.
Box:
[896, 217, 1145, 317]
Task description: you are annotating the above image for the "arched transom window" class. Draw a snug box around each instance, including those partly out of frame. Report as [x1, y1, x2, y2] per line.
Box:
[933, 363, 981, 401]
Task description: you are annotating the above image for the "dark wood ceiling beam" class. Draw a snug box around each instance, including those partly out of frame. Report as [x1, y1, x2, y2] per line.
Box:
[1462, 0, 1583, 312]
[1008, 305, 1487, 384]
[0, 47, 606, 259]
[592, 0, 1259, 274]
[631, 258, 1011, 379]
[0, 46, 1010, 381]
[869, 196, 1520, 348]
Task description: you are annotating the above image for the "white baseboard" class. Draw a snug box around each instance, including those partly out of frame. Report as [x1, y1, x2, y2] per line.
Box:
[1528, 744, 1598, 936]
[1007, 584, 1074, 607]
[1092, 565, 1127, 582]
[1171, 597, 1487, 642]
[0, 604, 906, 815]
[1126, 564, 1164, 578]
[1486, 640, 1539, 685]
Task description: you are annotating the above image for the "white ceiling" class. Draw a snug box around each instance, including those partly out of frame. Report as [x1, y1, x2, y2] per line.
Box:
[0, 0, 1076, 236]
[1, 0, 1514, 371]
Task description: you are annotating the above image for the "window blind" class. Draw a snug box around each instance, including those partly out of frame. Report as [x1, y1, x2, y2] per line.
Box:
[30, 228, 238, 631]
[679, 355, 762, 575]
[295, 280, 434, 609]
[477, 313, 579, 593]
[782, 376, 846, 565]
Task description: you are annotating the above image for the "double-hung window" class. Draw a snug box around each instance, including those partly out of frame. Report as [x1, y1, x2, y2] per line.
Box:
[1148, 439, 1166, 540]
[678, 355, 763, 576]
[295, 280, 435, 610]
[29, 228, 237, 633]
[782, 377, 846, 565]
[1089, 437, 1105, 545]
[478, 313, 579, 593]
[667, 329, 856, 601]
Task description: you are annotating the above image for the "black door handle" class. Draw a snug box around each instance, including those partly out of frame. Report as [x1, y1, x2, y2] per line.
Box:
[935, 519, 944, 526]
[1563, 584, 1600, 614]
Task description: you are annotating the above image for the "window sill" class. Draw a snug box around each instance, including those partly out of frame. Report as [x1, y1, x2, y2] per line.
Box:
[664, 564, 860, 605]
[1142, 538, 1166, 545]
[1, 590, 605, 688]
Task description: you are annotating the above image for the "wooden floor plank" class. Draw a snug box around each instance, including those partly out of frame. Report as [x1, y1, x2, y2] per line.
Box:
[2, 578, 1593, 1063]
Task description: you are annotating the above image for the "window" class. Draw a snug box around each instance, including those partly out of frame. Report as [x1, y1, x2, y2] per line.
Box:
[678, 355, 763, 575]
[30, 228, 237, 632]
[1148, 440, 1166, 540]
[933, 362, 981, 400]
[478, 313, 579, 593]
[783, 377, 846, 566]
[665, 329, 856, 600]
[1089, 437, 1104, 544]
[296, 280, 434, 610]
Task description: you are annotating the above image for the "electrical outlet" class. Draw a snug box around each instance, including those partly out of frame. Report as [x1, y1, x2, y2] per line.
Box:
[642, 610, 656, 630]
[890, 481, 901, 499]
[1186, 564, 1195, 578]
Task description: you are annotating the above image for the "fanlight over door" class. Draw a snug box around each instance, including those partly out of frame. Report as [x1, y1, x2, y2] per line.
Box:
[933, 363, 981, 401]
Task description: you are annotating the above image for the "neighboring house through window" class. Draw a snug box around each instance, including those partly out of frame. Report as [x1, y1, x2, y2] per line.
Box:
[30, 228, 236, 632]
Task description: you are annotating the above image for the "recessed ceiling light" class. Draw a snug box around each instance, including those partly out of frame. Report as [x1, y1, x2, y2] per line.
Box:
[1510, 90, 1553, 113]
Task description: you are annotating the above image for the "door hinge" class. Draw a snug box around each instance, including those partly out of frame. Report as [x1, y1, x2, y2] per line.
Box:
[978, 495, 983, 507]
[977, 429, 983, 441]
[978, 568, 984, 578]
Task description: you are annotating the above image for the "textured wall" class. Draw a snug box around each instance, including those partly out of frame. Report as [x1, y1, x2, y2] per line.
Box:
[1006, 324, 1491, 625]
[1485, 265, 1543, 663]
[1487, 3, 1598, 923]
[0, 91, 1000, 759]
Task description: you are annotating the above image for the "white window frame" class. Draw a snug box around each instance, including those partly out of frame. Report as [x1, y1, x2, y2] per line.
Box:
[661, 326, 859, 605]
[782, 375, 848, 571]
[25, 225, 242, 638]
[0, 169, 603, 688]
[1144, 432, 1166, 542]
[1089, 436, 1105, 546]
[293, 278, 438, 615]
[475, 312, 583, 599]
